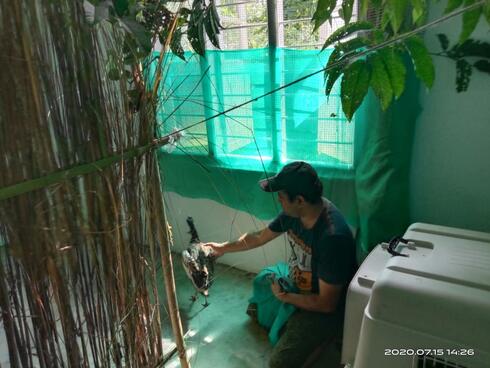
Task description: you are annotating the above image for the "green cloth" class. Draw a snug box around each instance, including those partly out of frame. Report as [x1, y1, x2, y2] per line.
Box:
[248, 262, 297, 346]
[355, 59, 421, 255]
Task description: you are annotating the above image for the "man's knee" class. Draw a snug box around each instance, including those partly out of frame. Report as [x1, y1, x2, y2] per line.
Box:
[269, 348, 300, 368]
[268, 351, 286, 368]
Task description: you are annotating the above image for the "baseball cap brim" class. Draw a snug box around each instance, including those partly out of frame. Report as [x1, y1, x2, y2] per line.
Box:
[258, 176, 282, 192]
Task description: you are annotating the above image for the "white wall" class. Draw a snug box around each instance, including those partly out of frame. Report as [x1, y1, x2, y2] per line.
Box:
[164, 192, 290, 274]
[410, 6, 490, 232]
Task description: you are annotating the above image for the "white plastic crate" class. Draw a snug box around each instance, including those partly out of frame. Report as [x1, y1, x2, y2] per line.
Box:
[342, 223, 490, 368]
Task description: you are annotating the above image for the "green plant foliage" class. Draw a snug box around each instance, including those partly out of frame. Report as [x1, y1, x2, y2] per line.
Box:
[384, 0, 409, 34]
[204, 2, 222, 49]
[485, 1, 490, 24]
[405, 35, 435, 88]
[314, 0, 488, 120]
[412, 0, 427, 26]
[321, 21, 373, 50]
[113, 0, 130, 16]
[341, 60, 371, 121]
[340, 0, 355, 24]
[120, 16, 152, 52]
[437, 33, 450, 50]
[436, 35, 490, 92]
[324, 37, 372, 98]
[378, 48, 406, 99]
[188, 0, 206, 55]
[369, 52, 394, 110]
[460, 0, 482, 43]
[474, 59, 490, 72]
[312, 0, 337, 31]
[456, 58, 473, 91]
[444, 0, 463, 14]
[170, 28, 185, 60]
[324, 49, 344, 96]
[86, 0, 222, 116]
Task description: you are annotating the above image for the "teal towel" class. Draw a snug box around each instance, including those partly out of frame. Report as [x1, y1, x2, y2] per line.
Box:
[248, 262, 297, 345]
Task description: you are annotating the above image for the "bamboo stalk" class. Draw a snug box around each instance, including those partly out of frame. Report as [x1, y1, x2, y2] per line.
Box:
[153, 167, 190, 368]
[0, 134, 177, 202]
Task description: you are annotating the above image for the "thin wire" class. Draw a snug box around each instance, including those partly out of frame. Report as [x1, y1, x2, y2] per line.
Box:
[160, 2, 485, 328]
[154, 0, 485, 145]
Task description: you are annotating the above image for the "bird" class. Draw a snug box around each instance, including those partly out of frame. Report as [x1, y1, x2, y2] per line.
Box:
[181, 217, 215, 307]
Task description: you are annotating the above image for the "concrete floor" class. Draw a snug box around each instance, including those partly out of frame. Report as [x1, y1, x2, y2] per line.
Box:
[0, 253, 341, 367]
[162, 255, 273, 368]
[163, 254, 343, 368]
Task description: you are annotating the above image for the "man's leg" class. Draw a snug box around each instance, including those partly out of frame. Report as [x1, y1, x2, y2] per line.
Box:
[269, 310, 342, 368]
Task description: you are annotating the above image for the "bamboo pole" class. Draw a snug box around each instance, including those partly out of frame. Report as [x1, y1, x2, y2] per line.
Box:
[154, 165, 190, 368]
[0, 134, 178, 202]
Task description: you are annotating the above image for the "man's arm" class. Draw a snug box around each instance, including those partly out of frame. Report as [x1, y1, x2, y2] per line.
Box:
[204, 227, 281, 257]
[271, 278, 343, 314]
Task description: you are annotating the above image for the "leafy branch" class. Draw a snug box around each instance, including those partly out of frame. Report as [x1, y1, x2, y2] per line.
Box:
[435, 34, 490, 92]
[86, 0, 222, 110]
[314, 0, 489, 121]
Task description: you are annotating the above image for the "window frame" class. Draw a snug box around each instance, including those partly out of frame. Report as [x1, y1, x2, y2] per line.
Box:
[159, 0, 358, 174]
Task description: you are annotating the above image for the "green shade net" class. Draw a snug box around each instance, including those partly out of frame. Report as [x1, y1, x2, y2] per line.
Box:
[153, 48, 355, 168]
[150, 48, 419, 257]
[150, 48, 359, 225]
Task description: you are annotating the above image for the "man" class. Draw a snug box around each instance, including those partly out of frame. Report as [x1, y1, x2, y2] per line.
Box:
[205, 161, 357, 368]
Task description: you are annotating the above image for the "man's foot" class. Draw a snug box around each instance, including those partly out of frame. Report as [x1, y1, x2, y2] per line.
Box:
[246, 302, 258, 322]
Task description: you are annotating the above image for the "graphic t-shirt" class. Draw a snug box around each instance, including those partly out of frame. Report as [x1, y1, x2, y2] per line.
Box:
[268, 199, 356, 295]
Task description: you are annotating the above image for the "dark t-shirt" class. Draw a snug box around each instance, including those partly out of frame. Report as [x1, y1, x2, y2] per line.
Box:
[268, 199, 357, 300]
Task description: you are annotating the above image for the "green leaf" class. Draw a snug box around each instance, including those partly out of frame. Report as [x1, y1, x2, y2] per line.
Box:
[339, 37, 372, 53]
[474, 59, 490, 73]
[210, 1, 222, 30]
[341, 60, 371, 121]
[204, 3, 221, 49]
[385, 0, 409, 33]
[321, 21, 373, 51]
[456, 58, 472, 92]
[378, 47, 406, 98]
[457, 39, 490, 58]
[412, 0, 427, 26]
[324, 48, 343, 96]
[459, 0, 482, 43]
[485, 1, 490, 24]
[312, 0, 337, 32]
[359, 0, 369, 19]
[369, 52, 393, 110]
[437, 33, 450, 51]
[372, 29, 385, 44]
[187, 5, 205, 55]
[325, 67, 343, 97]
[170, 29, 186, 61]
[113, 0, 129, 16]
[444, 0, 463, 14]
[405, 35, 435, 88]
[341, 0, 354, 24]
[120, 17, 152, 53]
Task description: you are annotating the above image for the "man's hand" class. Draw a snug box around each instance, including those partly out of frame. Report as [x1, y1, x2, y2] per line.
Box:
[271, 280, 287, 301]
[203, 242, 226, 258]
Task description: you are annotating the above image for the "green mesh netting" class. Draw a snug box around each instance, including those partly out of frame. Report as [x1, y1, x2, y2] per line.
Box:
[152, 48, 355, 169]
[149, 48, 359, 224]
[150, 48, 419, 255]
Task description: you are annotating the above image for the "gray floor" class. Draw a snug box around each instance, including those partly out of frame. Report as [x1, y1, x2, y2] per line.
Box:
[0, 253, 341, 367]
[163, 255, 273, 368]
[163, 254, 342, 368]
